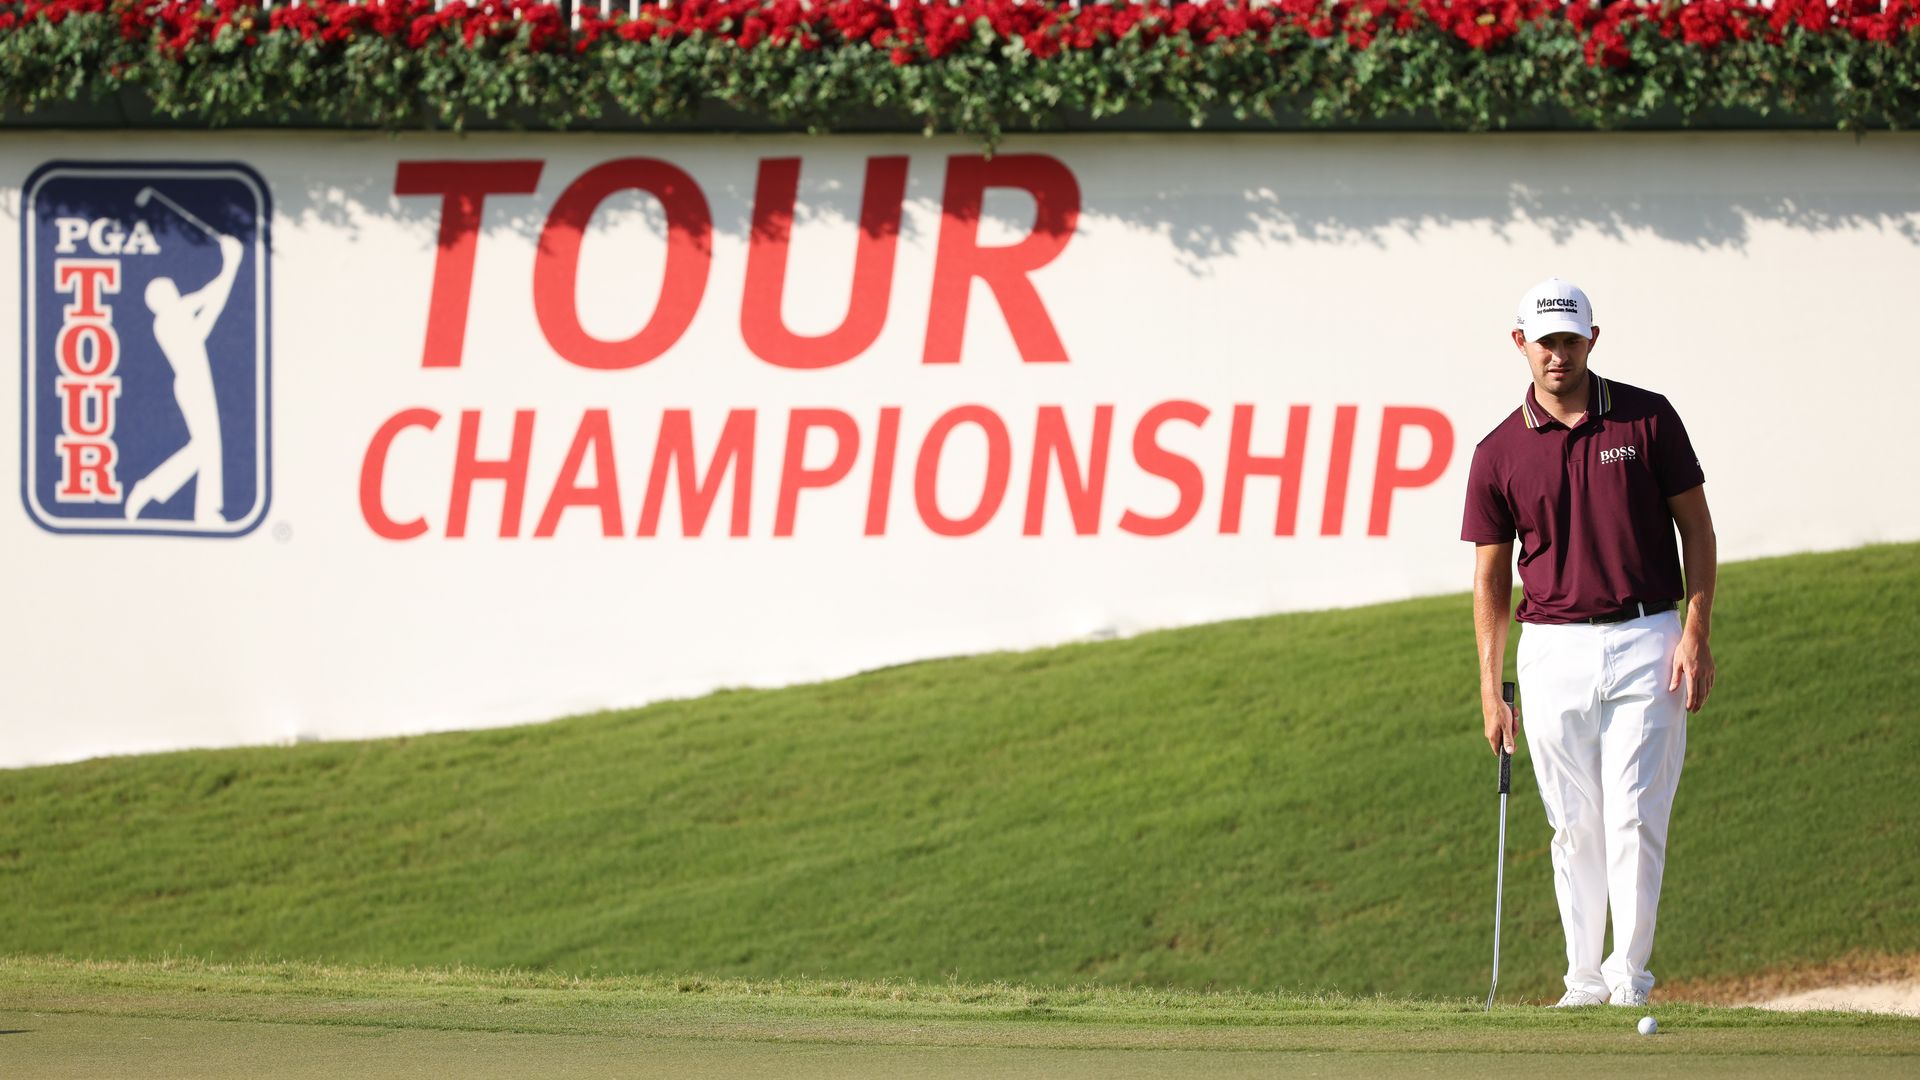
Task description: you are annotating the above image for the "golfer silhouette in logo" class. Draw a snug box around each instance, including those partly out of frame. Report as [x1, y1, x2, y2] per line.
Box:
[126, 188, 244, 524]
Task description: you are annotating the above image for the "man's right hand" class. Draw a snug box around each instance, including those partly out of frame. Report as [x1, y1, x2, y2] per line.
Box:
[1471, 542, 1518, 758]
[1483, 693, 1517, 756]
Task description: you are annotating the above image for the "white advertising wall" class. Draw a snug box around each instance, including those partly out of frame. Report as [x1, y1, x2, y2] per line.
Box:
[4, 131, 1916, 766]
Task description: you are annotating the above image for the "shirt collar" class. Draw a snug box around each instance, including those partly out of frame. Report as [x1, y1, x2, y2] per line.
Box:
[1521, 373, 1610, 432]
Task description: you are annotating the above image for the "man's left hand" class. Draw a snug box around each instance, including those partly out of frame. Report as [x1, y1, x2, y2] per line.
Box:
[1668, 631, 1715, 713]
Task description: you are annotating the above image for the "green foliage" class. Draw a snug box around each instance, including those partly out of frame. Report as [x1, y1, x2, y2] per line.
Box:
[3, 4, 1920, 137]
[1, 543, 1916, 999]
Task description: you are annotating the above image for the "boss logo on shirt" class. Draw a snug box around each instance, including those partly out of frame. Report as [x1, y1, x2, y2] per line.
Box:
[1599, 445, 1639, 464]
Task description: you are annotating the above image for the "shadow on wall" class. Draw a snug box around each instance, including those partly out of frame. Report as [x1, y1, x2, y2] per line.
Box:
[29, 188, 261, 241]
[1145, 183, 1920, 269]
[152, 131, 1920, 264]
[1122, 132, 1920, 269]
[261, 152, 929, 243]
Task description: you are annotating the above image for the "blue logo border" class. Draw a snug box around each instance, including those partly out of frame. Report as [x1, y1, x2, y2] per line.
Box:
[19, 159, 273, 539]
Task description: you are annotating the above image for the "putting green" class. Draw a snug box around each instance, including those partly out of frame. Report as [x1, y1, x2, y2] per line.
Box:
[5, 1012, 1917, 1080]
[3, 959, 1916, 1078]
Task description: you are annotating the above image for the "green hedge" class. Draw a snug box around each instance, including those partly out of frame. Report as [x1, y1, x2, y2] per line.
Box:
[3, 0, 1919, 137]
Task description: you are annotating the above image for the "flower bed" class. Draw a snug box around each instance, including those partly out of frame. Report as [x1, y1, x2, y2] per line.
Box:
[2, 0, 1917, 136]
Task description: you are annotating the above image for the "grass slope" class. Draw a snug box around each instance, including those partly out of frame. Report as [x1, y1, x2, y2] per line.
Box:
[2, 544, 1916, 1000]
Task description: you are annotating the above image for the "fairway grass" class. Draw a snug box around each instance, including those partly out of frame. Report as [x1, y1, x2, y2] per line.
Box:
[3, 958, 1918, 1079]
[2, 543, 1917, 1002]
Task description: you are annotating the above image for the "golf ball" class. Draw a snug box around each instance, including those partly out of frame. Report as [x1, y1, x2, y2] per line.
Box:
[1637, 1016, 1658, 1036]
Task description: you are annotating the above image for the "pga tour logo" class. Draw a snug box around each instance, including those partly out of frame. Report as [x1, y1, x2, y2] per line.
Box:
[21, 161, 271, 537]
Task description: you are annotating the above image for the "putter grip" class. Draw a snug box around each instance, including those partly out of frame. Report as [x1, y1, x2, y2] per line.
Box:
[1498, 681, 1515, 795]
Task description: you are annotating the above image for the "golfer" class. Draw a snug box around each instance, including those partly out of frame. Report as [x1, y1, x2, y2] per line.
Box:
[1462, 277, 1717, 1008]
[126, 229, 245, 524]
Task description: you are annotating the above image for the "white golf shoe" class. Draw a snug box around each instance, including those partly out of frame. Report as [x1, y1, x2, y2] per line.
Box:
[1550, 989, 1609, 1008]
[1610, 987, 1651, 1007]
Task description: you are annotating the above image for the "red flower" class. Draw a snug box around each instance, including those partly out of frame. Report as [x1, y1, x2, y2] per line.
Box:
[526, 3, 565, 50]
[1675, 1, 1734, 48]
[272, 6, 316, 41]
[10, 0, 1918, 86]
[1418, 0, 1551, 50]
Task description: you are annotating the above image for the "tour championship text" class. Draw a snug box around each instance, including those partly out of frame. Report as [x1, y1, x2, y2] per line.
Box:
[362, 154, 1454, 541]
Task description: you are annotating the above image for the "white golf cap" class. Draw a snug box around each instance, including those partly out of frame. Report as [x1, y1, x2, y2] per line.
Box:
[1515, 277, 1594, 341]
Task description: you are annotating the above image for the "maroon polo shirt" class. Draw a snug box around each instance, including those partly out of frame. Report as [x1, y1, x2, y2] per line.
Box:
[1462, 374, 1705, 624]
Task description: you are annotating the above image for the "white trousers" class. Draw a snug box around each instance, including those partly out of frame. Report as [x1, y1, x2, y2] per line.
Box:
[1518, 609, 1687, 998]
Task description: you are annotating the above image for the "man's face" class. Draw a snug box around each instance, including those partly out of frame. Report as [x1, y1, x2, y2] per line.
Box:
[1512, 327, 1597, 398]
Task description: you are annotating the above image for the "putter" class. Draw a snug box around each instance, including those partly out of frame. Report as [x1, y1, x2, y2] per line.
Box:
[1486, 680, 1515, 1012]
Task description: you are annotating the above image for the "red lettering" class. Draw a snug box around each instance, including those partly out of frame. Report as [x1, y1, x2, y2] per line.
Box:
[534, 409, 623, 538]
[394, 160, 543, 368]
[54, 260, 120, 320]
[57, 378, 119, 439]
[54, 438, 119, 501]
[49, 259, 124, 503]
[447, 409, 536, 538]
[1024, 405, 1112, 536]
[1220, 404, 1309, 536]
[914, 405, 1011, 537]
[865, 406, 901, 537]
[57, 321, 117, 378]
[775, 409, 859, 537]
[1319, 404, 1359, 536]
[923, 154, 1080, 365]
[360, 408, 441, 540]
[638, 409, 756, 537]
[1118, 401, 1209, 537]
[1367, 406, 1454, 537]
[742, 157, 909, 369]
[535, 158, 712, 370]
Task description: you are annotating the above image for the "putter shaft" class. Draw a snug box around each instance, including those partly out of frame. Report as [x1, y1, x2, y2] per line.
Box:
[1487, 681, 1515, 1011]
[1488, 788, 1507, 1010]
